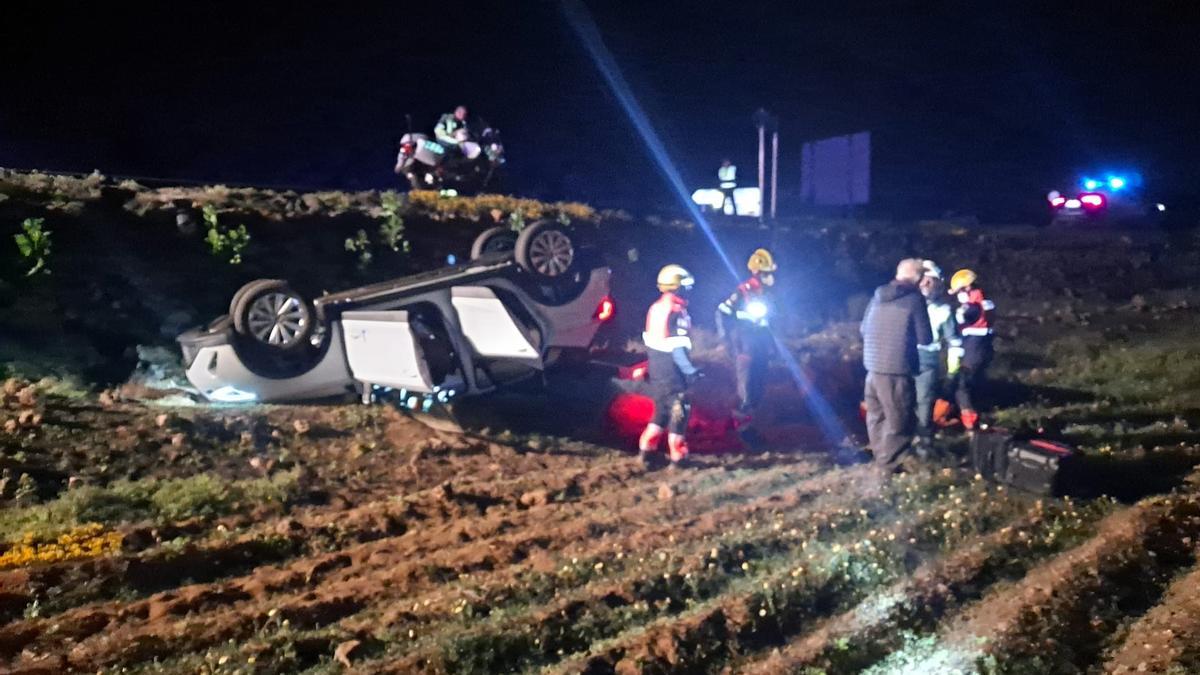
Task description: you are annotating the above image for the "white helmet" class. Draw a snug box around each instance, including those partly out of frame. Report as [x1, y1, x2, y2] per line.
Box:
[656, 264, 695, 292]
[922, 259, 943, 280]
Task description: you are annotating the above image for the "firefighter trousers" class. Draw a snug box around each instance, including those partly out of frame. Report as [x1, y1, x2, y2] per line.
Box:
[648, 351, 691, 435]
[954, 336, 993, 414]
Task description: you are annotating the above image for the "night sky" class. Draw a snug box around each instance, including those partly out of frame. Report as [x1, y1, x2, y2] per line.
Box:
[2, 2, 1197, 219]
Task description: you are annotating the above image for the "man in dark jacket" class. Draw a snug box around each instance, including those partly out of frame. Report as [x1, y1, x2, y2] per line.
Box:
[861, 258, 934, 471]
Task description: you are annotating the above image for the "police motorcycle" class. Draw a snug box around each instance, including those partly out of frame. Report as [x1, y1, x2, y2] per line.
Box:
[394, 120, 505, 194]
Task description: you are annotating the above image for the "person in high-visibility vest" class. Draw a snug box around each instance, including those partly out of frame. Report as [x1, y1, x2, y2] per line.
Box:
[718, 159, 738, 215]
[916, 260, 957, 447]
[716, 249, 776, 432]
[947, 268, 995, 431]
[435, 105, 469, 148]
[640, 264, 701, 467]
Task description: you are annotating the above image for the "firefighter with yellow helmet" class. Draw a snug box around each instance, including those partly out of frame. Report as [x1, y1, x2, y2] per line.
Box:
[717, 249, 777, 434]
[947, 268, 995, 431]
[640, 264, 700, 466]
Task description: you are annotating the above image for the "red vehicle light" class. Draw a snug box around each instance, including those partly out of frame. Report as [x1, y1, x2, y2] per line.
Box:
[1050, 196, 1066, 208]
[631, 364, 647, 380]
[1079, 193, 1106, 209]
[595, 296, 615, 322]
[401, 142, 415, 155]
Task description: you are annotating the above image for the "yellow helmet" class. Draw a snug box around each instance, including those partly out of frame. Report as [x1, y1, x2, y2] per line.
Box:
[949, 268, 977, 293]
[747, 248, 777, 274]
[657, 264, 695, 292]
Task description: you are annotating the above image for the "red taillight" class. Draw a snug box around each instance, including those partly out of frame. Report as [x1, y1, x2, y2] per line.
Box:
[1050, 196, 1066, 208]
[1080, 193, 1106, 209]
[631, 364, 647, 380]
[595, 296, 615, 322]
[401, 142, 415, 155]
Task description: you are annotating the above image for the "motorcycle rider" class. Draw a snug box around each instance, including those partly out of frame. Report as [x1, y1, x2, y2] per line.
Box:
[916, 260, 957, 448]
[640, 264, 700, 467]
[947, 268, 994, 431]
[716, 249, 776, 433]
[718, 159, 738, 215]
[435, 105, 470, 151]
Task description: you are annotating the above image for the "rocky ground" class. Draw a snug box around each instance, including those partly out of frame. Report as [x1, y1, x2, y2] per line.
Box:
[4, 171, 1200, 673]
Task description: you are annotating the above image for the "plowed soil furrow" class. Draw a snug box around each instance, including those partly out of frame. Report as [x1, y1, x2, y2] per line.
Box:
[735, 496, 1112, 674]
[348, 468, 958, 673]
[532, 475, 1023, 675]
[1, 458, 827, 670]
[1103, 561, 1200, 674]
[5, 452, 656, 621]
[866, 492, 1200, 674]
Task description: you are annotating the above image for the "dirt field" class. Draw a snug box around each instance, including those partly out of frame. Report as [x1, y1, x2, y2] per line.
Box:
[6, 173, 1200, 673]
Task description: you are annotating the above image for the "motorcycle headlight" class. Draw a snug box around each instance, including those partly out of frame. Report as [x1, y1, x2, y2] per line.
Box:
[746, 300, 768, 320]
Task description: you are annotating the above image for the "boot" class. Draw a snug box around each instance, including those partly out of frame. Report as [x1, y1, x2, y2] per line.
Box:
[667, 433, 689, 466]
[639, 423, 664, 466]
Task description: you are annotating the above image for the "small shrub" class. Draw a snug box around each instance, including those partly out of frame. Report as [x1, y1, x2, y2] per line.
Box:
[13, 217, 52, 276]
[345, 229, 372, 269]
[202, 204, 251, 264]
[378, 190, 411, 253]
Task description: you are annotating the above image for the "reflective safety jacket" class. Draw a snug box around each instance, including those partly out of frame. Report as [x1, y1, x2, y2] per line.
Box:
[645, 292, 693, 352]
[955, 287, 995, 337]
[644, 292, 698, 376]
[718, 164, 737, 189]
[919, 298, 959, 371]
[435, 113, 466, 145]
[717, 277, 770, 329]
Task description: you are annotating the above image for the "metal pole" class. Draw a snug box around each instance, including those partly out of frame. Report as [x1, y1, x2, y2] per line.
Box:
[757, 124, 766, 223]
[770, 128, 779, 220]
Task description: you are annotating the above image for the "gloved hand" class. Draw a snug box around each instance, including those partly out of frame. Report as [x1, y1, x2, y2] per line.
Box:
[947, 346, 963, 375]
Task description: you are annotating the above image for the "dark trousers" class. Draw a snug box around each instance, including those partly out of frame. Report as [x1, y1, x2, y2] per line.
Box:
[720, 188, 738, 215]
[954, 336, 993, 413]
[915, 367, 939, 440]
[864, 372, 916, 468]
[648, 351, 690, 435]
[733, 327, 770, 414]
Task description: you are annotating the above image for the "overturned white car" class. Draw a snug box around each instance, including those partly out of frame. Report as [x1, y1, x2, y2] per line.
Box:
[178, 221, 612, 405]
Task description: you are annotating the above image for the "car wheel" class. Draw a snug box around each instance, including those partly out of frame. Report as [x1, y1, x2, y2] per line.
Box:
[515, 220, 576, 278]
[470, 226, 519, 260]
[232, 280, 314, 351]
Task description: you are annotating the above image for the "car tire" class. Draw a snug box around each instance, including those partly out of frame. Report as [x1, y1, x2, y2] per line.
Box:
[228, 278, 286, 319]
[232, 280, 315, 352]
[470, 226, 519, 260]
[515, 220, 576, 278]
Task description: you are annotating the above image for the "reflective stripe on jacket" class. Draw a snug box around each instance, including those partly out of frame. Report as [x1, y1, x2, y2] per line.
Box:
[955, 287, 995, 336]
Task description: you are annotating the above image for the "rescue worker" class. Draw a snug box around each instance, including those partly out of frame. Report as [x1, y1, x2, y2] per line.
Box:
[435, 105, 469, 148]
[718, 159, 738, 215]
[916, 260, 957, 447]
[947, 268, 994, 431]
[716, 249, 776, 426]
[640, 264, 701, 467]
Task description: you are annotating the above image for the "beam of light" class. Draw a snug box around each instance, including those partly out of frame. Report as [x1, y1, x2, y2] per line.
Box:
[561, 0, 737, 279]
[562, 0, 850, 449]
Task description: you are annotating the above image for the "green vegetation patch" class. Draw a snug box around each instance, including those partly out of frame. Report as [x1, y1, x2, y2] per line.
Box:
[0, 470, 300, 542]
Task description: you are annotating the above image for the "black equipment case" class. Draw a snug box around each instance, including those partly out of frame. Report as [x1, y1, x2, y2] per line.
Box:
[969, 427, 1073, 496]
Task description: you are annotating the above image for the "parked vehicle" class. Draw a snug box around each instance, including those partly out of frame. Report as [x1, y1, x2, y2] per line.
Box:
[394, 126, 505, 194]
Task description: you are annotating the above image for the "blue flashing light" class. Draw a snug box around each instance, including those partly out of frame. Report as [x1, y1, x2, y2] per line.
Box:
[1108, 177, 1126, 190]
[1083, 179, 1100, 191]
